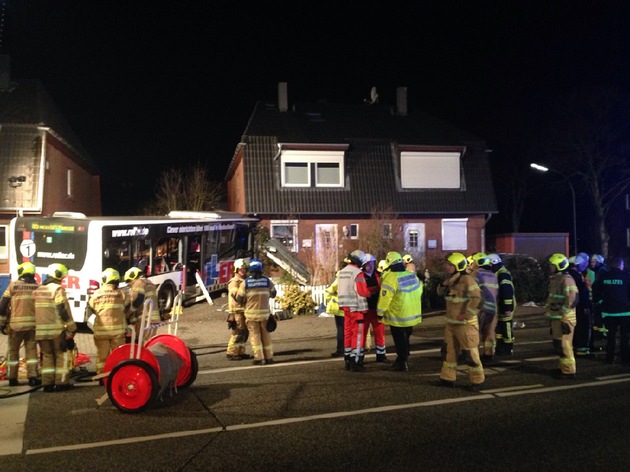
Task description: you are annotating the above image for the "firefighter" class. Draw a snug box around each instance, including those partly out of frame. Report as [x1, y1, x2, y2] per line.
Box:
[337, 249, 371, 371]
[470, 253, 499, 360]
[87, 268, 130, 374]
[437, 252, 484, 390]
[362, 253, 388, 362]
[123, 266, 160, 341]
[235, 258, 277, 365]
[545, 253, 579, 379]
[377, 251, 423, 371]
[402, 254, 416, 275]
[33, 263, 77, 392]
[226, 259, 251, 360]
[488, 254, 517, 356]
[0, 262, 41, 387]
[377, 259, 388, 275]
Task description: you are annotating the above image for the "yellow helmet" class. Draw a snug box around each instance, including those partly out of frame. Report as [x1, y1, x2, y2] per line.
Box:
[47, 263, 68, 280]
[446, 253, 468, 272]
[377, 260, 387, 273]
[549, 253, 569, 272]
[402, 254, 414, 264]
[101, 268, 121, 285]
[385, 251, 403, 269]
[124, 267, 143, 282]
[17, 261, 36, 277]
[471, 252, 489, 267]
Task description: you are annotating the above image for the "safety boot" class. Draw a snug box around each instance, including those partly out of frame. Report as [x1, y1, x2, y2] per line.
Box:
[351, 356, 365, 372]
[376, 353, 389, 363]
[28, 377, 42, 387]
[8, 379, 19, 387]
[390, 361, 408, 372]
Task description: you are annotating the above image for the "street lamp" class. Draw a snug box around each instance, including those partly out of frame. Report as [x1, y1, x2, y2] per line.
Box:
[530, 163, 578, 254]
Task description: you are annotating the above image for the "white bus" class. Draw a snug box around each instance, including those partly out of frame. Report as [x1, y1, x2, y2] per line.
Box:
[8, 211, 258, 323]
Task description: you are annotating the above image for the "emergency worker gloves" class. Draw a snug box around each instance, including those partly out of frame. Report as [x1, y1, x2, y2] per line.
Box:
[60, 331, 75, 352]
[227, 315, 237, 330]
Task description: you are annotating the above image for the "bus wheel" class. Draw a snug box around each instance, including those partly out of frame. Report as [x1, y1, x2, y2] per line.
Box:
[107, 359, 158, 413]
[158, 284, 175, 312]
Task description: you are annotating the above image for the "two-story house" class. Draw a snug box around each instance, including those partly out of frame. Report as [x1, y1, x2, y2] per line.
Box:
[226, 83, 497, 283]
[0, 55, 101, 279]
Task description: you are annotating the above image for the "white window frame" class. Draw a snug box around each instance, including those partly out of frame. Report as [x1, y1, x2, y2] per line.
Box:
[441, 218, 468, 251]
[0, 225, 7, 259]
[401, 151, 461, 189]
[67, 169, 73, 197]
[270, 220, 299, 253]
[349, 223, 359, 240]
[280, 150, 344, 188]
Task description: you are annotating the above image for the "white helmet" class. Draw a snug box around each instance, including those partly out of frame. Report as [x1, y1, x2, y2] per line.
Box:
[487, 253, 502, 265]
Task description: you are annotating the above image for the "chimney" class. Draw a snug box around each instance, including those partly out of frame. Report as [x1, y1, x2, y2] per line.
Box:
[278, 82, 288, 112]
[0, 55, 10, 91]
[396, 86, 408, 116]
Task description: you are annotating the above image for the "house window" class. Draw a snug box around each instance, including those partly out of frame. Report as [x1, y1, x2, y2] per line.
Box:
[442, 218, 468, 251]
[400, 151, 461, 189]
[383, 223, 392, 240]
[67, 169, 73, 197]
[280, 150, 344, 188]
[0, 225, 7, 259]
[349, 223, 359, 239]
[409, 230, 419, 248]
[270, 220, 298, 252]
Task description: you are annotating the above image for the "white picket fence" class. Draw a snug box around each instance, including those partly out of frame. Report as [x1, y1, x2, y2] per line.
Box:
[271, 284, 328, 314]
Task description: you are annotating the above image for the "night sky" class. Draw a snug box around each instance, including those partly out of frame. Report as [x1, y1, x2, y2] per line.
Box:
[3, 1, 630, 245]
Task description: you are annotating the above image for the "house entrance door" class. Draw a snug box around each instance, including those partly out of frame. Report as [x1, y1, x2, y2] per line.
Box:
[403, 223, 426, 266]
[315, 223, 338, 272]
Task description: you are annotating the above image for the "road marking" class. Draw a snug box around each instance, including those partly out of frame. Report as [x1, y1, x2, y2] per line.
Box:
[494, 377, 630, 396]
[0, 389, 30, 456]
[481, 384, 545, 394]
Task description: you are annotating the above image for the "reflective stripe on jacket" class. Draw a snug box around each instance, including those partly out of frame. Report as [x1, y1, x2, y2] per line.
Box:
[34, 282, 75, 339]
[437, 273, 481, 326]
[337, 264, 369, 312]
[238, 276, 276, 321]
[545, 272, 578, 322]
[88, 283, 130, 338]
[4, 279, 38, 331]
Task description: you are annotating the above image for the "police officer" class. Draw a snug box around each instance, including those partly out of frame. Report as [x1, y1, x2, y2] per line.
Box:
[226, 259, 251, 360]
[124, 266, 160, 341]
[87, 268, 130, 374]
[568, 254, 592, 356]
[236, 258, 277, 365]
[377, 251, 423, 371]
[0, 262, 41, 387]
[437, 253, 484, 390]
[545, 253, 579, 379]
[33, 263, 77, 392]
[587, 254, 608, 351]
[592, 257, 630, 365]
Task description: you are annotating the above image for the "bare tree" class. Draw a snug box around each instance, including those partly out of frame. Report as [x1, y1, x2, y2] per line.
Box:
[551, 88, 630, 257]
[143, 163, 224, 214]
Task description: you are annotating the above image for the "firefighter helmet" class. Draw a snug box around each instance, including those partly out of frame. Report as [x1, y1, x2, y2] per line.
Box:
[487, 253, 502, 265]
[249, 258, 263, 272]
[549, 253, 569, 272]
[402, 254, 414, 264]
[124, 267, 143, 282]
[348, 250, 366, 266]
[234, 258, 249, 272]
[472, 252, 490, 267]
[362, 253, 376, 266]
[47, 263, 68, 280]
[102, 268, 121, 284]
[17, 261, 36, 277]
[377, 260, 387, 273]
[590, 254, 604, 265]
[446, 253, 468, 272]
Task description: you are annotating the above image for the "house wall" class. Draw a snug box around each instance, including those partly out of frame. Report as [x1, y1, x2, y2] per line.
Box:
[41, 135, 101, 216]
[226, 150, 246, 214]
[259, 214, 486, 282]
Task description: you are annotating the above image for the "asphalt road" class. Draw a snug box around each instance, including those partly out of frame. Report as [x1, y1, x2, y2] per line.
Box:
[1, 304, 630, 471]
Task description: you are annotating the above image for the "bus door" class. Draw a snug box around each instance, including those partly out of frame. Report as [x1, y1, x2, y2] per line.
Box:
[184, 235, 202, 292]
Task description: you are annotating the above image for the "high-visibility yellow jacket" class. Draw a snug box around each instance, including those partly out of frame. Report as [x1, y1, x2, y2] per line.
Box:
[324, 273, 344, 317]
[377, 269, 423, 327]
